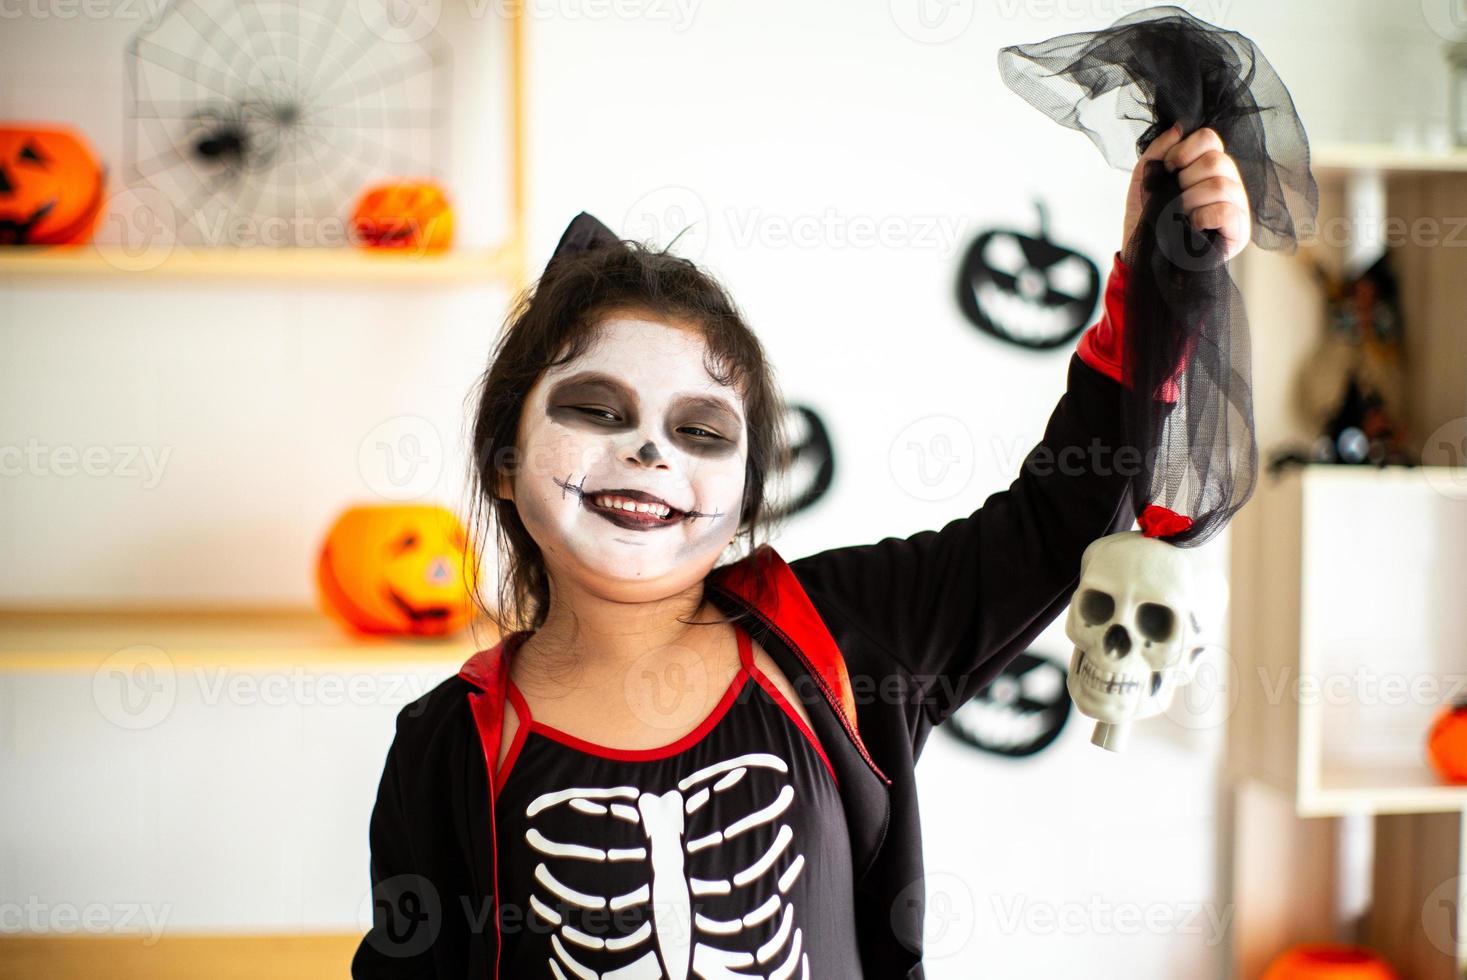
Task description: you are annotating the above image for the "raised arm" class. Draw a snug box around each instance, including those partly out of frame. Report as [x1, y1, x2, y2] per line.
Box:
[789, 125, 1250, 739]
[788, 260, 1138, 732]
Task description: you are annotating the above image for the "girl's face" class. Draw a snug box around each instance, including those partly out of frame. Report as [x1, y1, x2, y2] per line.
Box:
[503, 314, 747, 598]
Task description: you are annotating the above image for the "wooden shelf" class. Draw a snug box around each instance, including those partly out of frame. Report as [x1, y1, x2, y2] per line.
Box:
[1229, 464, 1467, 975]
[1230, 142, 1467, 974]
[1304, 761, 1467, 817]
[1230, 464, 1467, 813]
[0, 607, 498, 671]
[1313, 142, 1467, 175]
[0, 933, 360, 980]
[0, 240, 524, 286]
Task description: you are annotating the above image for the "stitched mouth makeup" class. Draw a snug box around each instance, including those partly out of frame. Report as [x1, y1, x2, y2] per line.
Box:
[552, 474, 723, 532]
[511, 316, 748, 583]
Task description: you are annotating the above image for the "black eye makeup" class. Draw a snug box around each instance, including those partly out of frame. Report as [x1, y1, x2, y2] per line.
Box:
[543, 371, 743, 456]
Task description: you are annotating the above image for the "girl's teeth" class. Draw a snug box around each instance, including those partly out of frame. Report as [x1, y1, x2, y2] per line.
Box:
[593, 495, 671, 518]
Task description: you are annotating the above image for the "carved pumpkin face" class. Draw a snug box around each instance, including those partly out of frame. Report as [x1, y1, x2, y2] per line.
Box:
[0, 126, 106, 245]
[349, 180, 453, 253]
[766, 403, 834, 521]
[957, 205, 1100, 350]
[316, 504, 476, 637]
[945, 651, 1071, 758]
[1428, 701, 1467, 783]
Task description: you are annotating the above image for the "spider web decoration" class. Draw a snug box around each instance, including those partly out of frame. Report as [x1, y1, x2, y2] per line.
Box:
[125, 0, 450, 247]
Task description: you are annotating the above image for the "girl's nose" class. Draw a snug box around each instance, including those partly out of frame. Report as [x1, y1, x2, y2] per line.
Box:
[629, 439, 669, 468]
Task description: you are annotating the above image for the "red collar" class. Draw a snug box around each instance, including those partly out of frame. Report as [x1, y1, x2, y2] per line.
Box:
[457, 543, 865, 780]
[457, 543, 886, 978]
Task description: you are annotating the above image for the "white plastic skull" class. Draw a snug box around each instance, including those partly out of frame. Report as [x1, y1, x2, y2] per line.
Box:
[1065, 529, 1228, 747]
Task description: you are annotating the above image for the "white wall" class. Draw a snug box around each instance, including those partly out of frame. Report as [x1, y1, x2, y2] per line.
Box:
[0, 657, 464, 936]
[0, 1, 1452, 975]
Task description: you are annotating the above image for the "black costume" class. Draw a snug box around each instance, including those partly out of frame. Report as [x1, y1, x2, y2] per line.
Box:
[352, 343, 1137, 979]
[493, 622, 860, 977]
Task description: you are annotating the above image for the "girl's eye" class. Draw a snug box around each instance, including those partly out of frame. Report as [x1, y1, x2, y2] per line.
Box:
[679, 425, 723, 440]
[574, 406, 620, 422]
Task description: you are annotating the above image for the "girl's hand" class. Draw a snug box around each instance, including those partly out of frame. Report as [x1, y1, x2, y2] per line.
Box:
[1121, 123, 1253, 262]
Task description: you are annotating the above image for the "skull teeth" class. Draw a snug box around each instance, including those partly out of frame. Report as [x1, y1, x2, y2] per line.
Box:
[1075, 651, 1161, 698]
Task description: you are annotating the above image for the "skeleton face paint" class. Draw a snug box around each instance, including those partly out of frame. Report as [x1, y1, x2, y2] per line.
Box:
[509, 316, 747, 590]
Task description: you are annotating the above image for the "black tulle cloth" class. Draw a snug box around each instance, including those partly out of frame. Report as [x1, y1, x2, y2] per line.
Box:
[999, 5, 1318, 545]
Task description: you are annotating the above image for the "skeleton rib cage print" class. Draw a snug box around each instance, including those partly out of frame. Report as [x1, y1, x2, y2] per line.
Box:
[493, 623, 863, 979]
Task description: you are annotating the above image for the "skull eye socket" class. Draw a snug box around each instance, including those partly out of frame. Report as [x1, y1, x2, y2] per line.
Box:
[1079, 589, 1114, 625]
[1137, 603, 1176, 643]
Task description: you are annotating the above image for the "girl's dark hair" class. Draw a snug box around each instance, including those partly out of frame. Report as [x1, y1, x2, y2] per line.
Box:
[464, 237, 788, 639]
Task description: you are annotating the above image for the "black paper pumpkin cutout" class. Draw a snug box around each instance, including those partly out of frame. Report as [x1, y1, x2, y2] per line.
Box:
[768, 403, 835, 521]
[957, 202, 1100, 350]
[944, 651, 1071, 758]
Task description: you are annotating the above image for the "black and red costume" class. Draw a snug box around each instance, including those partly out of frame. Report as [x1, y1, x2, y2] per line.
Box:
[353, 256, 1141, 979]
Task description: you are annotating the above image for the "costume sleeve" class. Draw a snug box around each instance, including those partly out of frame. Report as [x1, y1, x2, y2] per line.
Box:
[1075, 252, 1130, 383]
[1077, 251, 1189, 402]
[787, 259, 1139, 729]
[351, 736, 438, 979]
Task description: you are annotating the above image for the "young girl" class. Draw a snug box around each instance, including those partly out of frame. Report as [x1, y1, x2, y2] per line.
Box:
[353, 124, 1250, 979]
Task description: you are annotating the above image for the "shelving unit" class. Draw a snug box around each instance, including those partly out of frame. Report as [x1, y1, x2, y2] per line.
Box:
[1313, 142, 1467, 175]
[0, 607, 496, 672]
[1230, 467, 1467, 978]
[1229, 140, 1467, 979]
[0, 5, 528, 976]
[0, 0, 527, 293]
[1231, 463, 1467, 801]
[1313, 761, 1467, 816]
[0, 241, 525, 286]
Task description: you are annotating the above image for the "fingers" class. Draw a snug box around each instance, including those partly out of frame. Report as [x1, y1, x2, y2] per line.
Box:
[1126, 124, 1251, 259]
[1139, 122, 1185, 166]
[1164, 126, 1225, 173]
[1179, 176, 1247, 216]
[1176, 149, 1239, 190]
[1167, 129, 1250, 256]
[1187, 200, 1248, 243]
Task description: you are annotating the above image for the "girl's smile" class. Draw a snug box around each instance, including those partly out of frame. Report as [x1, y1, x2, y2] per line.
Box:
[508, 315, 748, 586]
[552, 474, 725, 530]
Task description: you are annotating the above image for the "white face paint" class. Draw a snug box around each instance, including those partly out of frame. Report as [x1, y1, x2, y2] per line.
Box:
[507, 316, 748, 594]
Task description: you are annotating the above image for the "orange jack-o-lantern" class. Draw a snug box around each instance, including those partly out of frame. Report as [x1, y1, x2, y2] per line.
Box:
[1261, 944, 1399, 980]
[1428, 701, 1467, 783]
[349, 180, 453, 253]
[317, 504, 477, 637]
[0, 126, 106, 245]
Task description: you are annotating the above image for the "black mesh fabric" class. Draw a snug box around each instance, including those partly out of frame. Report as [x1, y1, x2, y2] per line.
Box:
[998, 5, 1318, 545]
